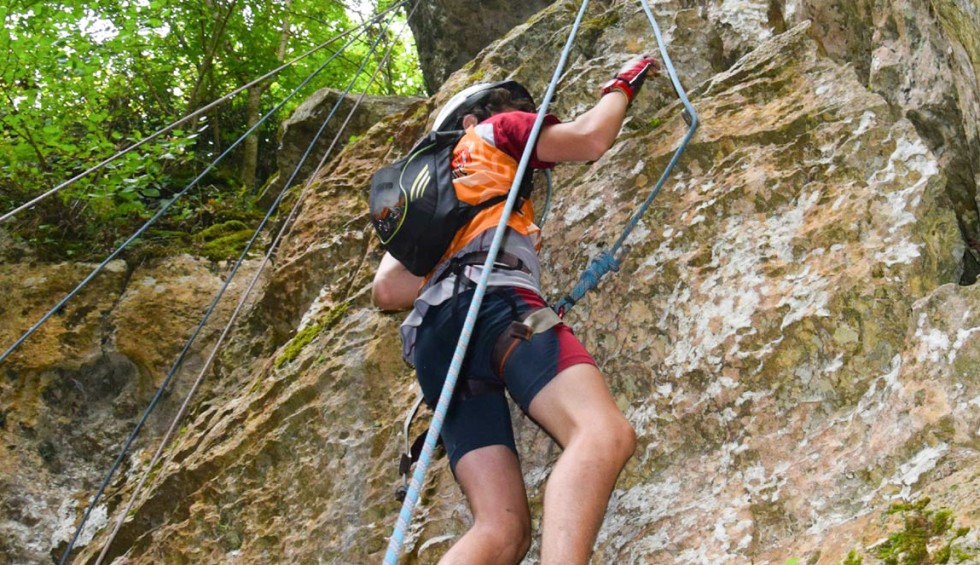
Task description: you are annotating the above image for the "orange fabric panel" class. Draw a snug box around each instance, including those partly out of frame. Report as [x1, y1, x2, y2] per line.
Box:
[451, 128, 520, 204]
[438, 126, 540, 269]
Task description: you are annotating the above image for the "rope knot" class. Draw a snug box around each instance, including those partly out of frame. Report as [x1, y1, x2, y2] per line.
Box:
[581, 249, 621, 287]
[556, 249, 621, 316]
[592, 249, 621, 274]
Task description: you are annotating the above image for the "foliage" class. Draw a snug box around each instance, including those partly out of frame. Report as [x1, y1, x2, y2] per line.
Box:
[841, 549, 864, 564]
[274, 301, 349, 368]
[0, 0, 422, 262]
[875, 497, 971, 565]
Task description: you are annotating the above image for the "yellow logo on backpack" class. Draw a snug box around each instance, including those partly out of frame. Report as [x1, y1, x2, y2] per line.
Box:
[369, 127, 537, 277]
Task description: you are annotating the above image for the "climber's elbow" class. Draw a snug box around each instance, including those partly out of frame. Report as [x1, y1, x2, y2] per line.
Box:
[372, 253, 422, 311]
[583, 134, 615, 161]
[372, 280, 415, 311]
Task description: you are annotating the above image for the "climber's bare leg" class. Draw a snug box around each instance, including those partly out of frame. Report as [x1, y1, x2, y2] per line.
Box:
[439, 445, 531, 565]
[528, 363, 636, 565]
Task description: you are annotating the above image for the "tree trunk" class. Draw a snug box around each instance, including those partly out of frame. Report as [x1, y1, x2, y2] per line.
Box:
[241, 0, 292, 191]
[185, 0, 239, 132]
[241, 85, 263, 189]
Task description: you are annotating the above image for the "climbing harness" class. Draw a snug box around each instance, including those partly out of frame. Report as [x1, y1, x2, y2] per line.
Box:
[395, 393, 426, 502]
[394, 302, 560, 502]
[384, 0, 699, 562]
[491, 306, 563, 376]
[0, 1, 408, 226]
[57, 3, 416, 563]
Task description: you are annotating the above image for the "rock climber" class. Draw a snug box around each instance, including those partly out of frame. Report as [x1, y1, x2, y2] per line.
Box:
[372, 56, 659, 564]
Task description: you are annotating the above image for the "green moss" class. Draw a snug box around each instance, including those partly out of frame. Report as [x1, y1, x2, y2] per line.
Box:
[146, 228, 191, 242]
[143, 457, 165, 487]
[875, 497, 972, 564]
[194, 220, 249, 242]
[199, 229, 254, 261]
[841, 549, 864, 564]
[274, 302, 350, 368]
[582, 11, 619, 32]
[953, 543, 977, 563]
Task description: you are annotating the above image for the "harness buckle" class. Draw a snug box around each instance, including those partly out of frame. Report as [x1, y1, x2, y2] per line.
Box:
[490, 306, 563, 378]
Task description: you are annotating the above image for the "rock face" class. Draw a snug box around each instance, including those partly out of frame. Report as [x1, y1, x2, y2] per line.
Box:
[0, 256, 265, 564]
[267, 88, 421, 201]
[4, 0, 980, 563]
[797, 0, 980, 283]
[406, 0, 554, 94]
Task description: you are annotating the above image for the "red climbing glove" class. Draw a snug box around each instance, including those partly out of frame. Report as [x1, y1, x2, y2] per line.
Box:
[600, 56, 660, 104]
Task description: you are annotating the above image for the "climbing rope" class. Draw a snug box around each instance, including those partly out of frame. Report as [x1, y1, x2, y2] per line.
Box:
[382, 0, 594, 561]
[385, 1, 699, 560]
[0, 2, 407, 225]
[57, 5, 406, 562]
[84, 3, 419, 563]
[554, 0, 699, 317]
[0, 2, 410, 369]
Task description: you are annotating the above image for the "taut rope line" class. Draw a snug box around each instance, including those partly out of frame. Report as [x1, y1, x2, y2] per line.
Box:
[382, 0, 594, 561]
[87, 3, 419, 562]
[0, 3, 407, 368]
[0, 1, 408, 224]
[58, 3, 408, 562]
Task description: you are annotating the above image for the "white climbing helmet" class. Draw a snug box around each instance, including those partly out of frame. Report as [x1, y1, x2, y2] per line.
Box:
[432, 80, 536, 132]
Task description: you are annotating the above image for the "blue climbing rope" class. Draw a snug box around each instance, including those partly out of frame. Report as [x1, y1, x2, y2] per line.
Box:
[382, 1, 595, 562]
[56, 5, 408, 562]
[555, 0, 699, 317]
[0, 2, 407, 369]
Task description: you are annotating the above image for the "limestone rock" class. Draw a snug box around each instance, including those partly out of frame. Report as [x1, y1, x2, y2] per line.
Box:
[795, 0, 980, 282]
[407, 0, 554, 93]
[267, 88, 422, 202]
[7, 0, 980, 563]
[0, 256, 264, 564]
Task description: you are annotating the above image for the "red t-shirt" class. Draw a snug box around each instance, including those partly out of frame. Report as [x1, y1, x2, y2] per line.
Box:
[481, 111, 561, 170]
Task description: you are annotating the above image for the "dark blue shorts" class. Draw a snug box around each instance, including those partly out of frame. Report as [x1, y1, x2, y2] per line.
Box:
[413, 286, 595, 471]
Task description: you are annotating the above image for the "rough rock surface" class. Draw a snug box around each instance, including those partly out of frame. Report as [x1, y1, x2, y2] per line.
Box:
[0, 256, 264, 564]
[3, 0, 980, 563]
[406, 0, 554, 94]
[797, 0, 980, 282]
[267, 88, 421, 201]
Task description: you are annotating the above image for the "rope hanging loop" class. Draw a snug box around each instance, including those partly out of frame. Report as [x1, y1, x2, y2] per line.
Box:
[556, 0, 700, 318]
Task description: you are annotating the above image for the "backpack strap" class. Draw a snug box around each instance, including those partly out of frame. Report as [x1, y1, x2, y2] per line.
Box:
[446, 250, 531, 277]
